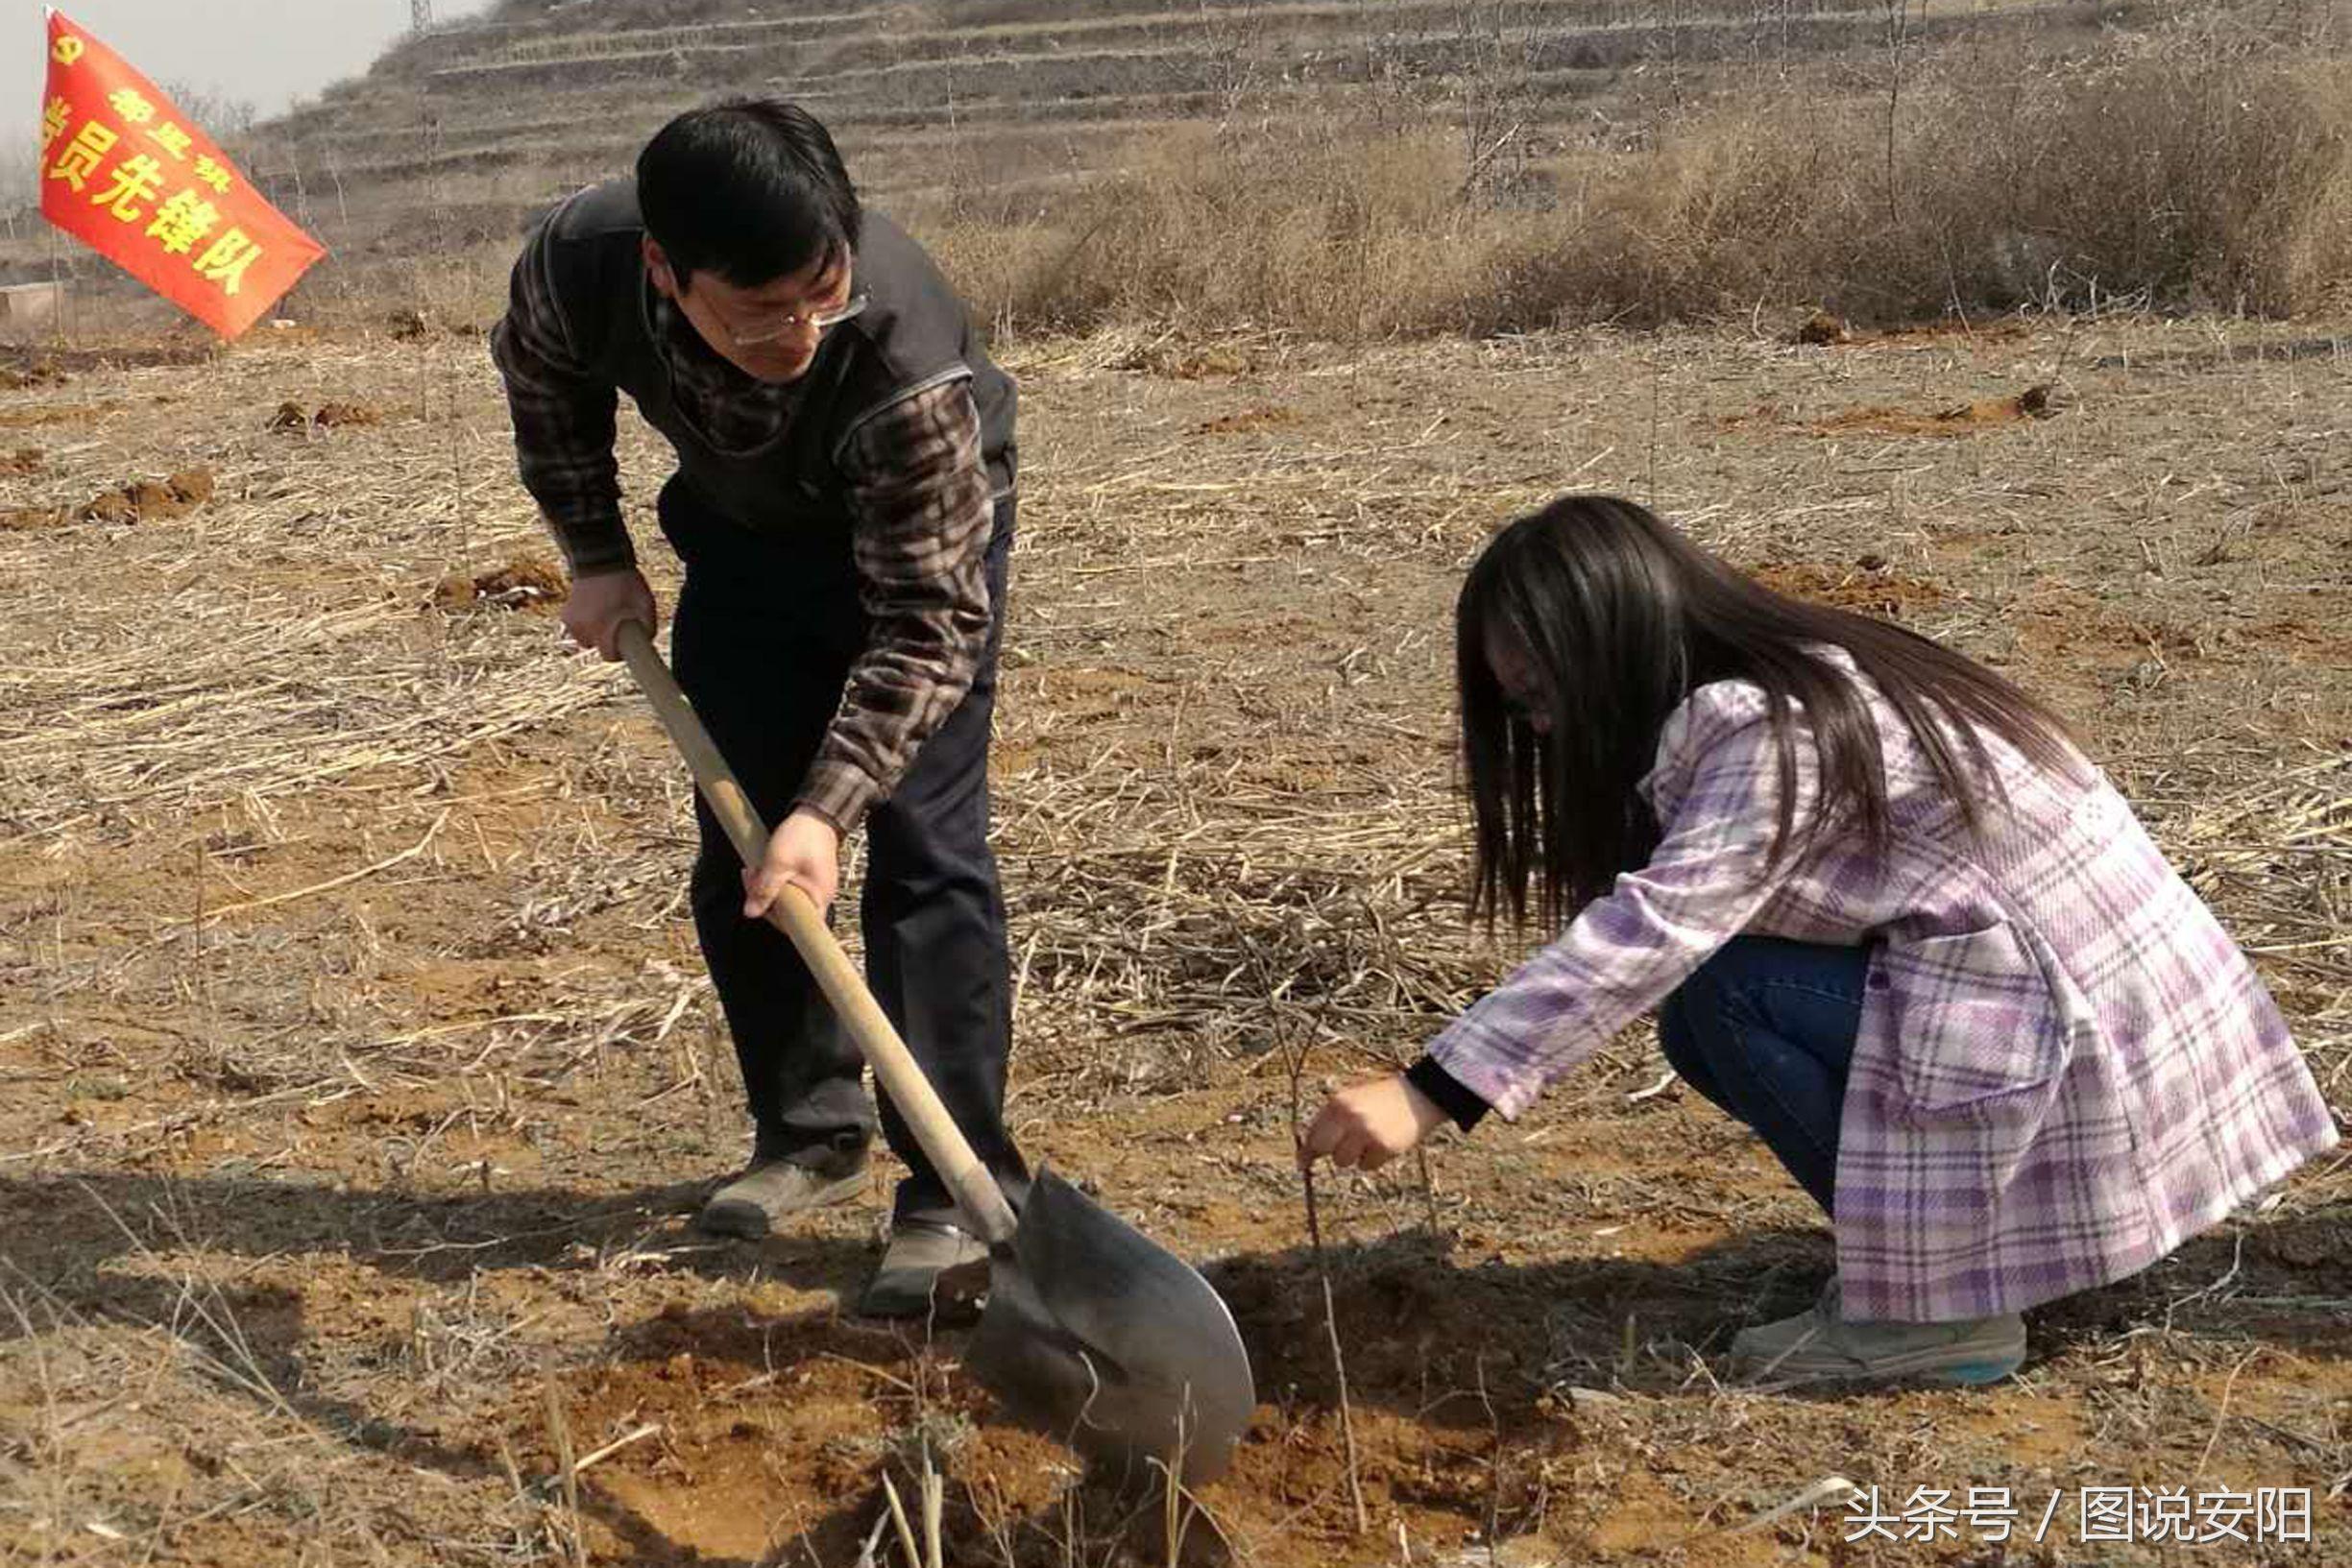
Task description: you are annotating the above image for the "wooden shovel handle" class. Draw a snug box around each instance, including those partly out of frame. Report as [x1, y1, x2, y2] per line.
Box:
[615, 619, 1018, 1247]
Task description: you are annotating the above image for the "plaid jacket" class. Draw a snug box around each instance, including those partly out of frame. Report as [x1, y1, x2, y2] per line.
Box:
[1428, 659, 2338, 1321]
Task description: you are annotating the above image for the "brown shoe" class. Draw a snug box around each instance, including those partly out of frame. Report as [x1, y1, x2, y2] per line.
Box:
[695, 1157, 866, 1240]
[857, 1219, 990, 1319]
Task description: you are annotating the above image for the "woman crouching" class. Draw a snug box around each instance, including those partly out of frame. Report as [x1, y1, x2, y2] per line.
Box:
[1302, 495, 2336, 1386]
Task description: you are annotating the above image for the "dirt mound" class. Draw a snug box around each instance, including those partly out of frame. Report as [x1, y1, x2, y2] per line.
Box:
[521, 1311, 1086, 1566]
[269, 399, 387, 432]
[1194, 406, 1299, 436]
[1791, 310, 1850, 346]
[0, 448, 42, 476]
[1721, 385, 2062, 438]
[529, 1252, 1611, 1567]
[433, 557, 568, 614]
[1753, 558, 1949, 618]
[1812, 383, 2056, 435]
[92, 468, 215, 523]
[2, 466, 215, 531]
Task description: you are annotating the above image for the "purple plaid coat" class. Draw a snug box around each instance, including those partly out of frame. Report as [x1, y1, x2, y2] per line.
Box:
[1428, 663, 2338, 1322]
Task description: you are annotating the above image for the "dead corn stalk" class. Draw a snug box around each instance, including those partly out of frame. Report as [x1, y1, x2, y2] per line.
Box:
[867, 1440, 946, 1568]
[1267, 952, 1370, 1536]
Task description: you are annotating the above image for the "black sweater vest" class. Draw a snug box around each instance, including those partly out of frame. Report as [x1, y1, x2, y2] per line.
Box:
[534, 179, 1015, 534]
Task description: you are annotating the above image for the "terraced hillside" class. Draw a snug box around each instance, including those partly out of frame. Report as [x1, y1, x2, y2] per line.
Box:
[3, 0, 2118, 319]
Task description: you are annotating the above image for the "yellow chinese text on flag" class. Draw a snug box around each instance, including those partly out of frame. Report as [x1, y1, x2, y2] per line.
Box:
[36, 9, 326, 338]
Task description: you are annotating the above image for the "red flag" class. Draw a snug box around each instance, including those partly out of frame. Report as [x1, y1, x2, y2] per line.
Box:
[37, 9, 326, 339]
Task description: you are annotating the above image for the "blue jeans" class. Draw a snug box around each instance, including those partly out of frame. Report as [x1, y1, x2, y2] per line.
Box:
[1656, 936, 1870, 1217]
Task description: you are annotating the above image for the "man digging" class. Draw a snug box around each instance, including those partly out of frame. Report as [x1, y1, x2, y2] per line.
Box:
[490, 99, 1029, 1316]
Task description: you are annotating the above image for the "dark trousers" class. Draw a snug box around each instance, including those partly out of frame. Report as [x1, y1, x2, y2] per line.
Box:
[660, 478, 1029, 1226]
[1656, 936, 1868, 1216]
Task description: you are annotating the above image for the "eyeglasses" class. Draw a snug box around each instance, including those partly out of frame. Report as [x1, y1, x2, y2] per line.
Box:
[720, 291, 868, 348]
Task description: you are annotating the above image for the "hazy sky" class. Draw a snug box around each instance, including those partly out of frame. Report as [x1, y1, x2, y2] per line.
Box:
[10, 0, 498, 134]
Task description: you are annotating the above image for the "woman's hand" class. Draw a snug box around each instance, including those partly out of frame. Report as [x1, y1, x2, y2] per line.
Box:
[1300, 1073, 1450, 1171]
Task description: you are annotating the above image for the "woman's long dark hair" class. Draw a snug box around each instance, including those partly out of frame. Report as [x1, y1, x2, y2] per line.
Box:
[1459, 495, 2083, 931]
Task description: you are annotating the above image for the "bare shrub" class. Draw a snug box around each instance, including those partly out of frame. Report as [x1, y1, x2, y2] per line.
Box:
[1975, 50, 2352, 315]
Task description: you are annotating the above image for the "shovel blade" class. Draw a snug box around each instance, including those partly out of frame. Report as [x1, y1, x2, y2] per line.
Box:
[966, 1167, 1254, 1486]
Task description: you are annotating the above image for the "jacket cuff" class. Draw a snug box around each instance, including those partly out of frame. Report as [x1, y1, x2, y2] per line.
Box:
[1405, 1054, 1492, 1133]
[792, 756, 881, 838]
[551, 517, 636, 578]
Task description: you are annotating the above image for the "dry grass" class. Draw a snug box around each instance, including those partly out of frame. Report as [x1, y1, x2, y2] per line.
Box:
[928, 34, 2352, 337]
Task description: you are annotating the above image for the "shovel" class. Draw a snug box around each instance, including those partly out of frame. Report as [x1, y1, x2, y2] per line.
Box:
[615, 620, 1255, 1486]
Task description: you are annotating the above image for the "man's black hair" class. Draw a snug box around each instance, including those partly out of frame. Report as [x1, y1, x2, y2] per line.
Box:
[636, 98, 861, 290]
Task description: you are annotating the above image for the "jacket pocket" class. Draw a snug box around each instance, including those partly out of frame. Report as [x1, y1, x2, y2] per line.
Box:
[1880, 920, 2073, 1121]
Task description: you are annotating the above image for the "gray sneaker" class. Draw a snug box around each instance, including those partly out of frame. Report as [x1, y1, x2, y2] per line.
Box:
[1731, 1277, 2025, 1387]
[856, 1218, 990, 1320]
[695, 1157, 866, 1239]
